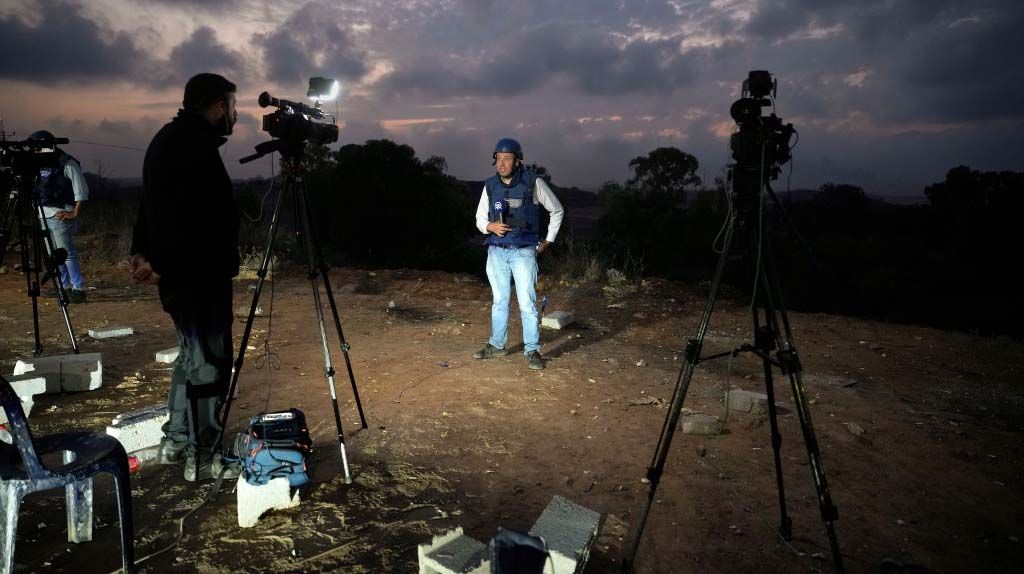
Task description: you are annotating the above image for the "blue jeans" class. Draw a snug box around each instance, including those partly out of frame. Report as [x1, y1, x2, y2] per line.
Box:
[44, 215, 83, 290]
[486, 245, 540, 354]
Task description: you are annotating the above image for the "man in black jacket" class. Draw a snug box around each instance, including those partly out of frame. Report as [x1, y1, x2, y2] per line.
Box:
[130, 73, 240, 481]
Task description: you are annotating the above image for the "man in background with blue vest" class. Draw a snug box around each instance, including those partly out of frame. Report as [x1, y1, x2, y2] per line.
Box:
[474, 138, 564, 370]
[29, 130, 89, 304]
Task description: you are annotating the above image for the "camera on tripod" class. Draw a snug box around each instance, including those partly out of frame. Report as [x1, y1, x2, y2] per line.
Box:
[728, 70, 796, 195]
[264, 77, 339, 144]
[241, 77, 340, 164]
[1, 133, 70, 177]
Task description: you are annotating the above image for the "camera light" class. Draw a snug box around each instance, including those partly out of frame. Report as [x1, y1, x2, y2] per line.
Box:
[307, 77, 340, 101]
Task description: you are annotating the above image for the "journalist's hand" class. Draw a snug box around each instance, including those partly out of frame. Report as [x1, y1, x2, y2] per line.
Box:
[487, 222, 511, 237]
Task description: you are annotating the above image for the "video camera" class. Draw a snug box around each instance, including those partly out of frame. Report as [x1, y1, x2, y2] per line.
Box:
[728, 70, 796, 196]
[258, 91, 339, 146]
[241, 77, 341, 164]
[0, 134, 69, 177]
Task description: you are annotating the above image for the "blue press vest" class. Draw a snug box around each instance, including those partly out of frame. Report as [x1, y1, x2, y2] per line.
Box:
[485, 168, 540, 247]
[35, 152, 76, 208]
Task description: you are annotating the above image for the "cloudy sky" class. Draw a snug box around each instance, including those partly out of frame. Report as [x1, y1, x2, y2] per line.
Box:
[2, 0, 1022, 195]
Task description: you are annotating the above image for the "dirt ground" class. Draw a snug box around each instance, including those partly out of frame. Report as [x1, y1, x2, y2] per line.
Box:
[1, 258, 1022, 574]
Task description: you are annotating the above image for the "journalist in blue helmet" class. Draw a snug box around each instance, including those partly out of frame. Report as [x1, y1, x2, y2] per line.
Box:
[473, 138, 564, 370]
[30, 130, 90, 304]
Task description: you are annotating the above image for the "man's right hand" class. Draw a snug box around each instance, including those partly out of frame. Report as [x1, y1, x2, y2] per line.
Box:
[486, 222, 512, 237]
[129, 254, 160, 285]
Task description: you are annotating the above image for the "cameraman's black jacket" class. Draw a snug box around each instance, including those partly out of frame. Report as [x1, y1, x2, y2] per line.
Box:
[131, 109, 239, 312]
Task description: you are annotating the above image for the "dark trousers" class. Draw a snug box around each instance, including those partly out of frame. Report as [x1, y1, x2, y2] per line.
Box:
[160, 280, 233, 455]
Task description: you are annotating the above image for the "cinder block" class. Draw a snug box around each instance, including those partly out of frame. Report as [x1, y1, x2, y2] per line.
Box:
[13, 353, 102, 393]
[155, 347, 179, 364]
[88, 326, 134, 339]
[529, 495, 601, 574]
[541, 311, 574, 330]
[106, 404, 168, 453]
[680, 414, 723, 435]
[9, 375, 47, 399]
[235, 305, 263, 317]
[726, 390, 770, 415]
[418, 527, 489, 574]
[237, 475, 301, 528]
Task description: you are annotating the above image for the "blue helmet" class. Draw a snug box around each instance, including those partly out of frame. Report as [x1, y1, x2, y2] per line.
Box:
[492, 137, 523, 162]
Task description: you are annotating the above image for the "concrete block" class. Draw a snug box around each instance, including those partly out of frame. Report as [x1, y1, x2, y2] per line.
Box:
[530, 495, 601, 574]
[155, 347, 179, 364]
[418, 527, 489, 574]
[541, 311, 574, 330]
[88, 326, 134, 339]
[131, 445, 160, 467]
[235, 305, 264, 317]
[726, 390, 770, 415]
[680, 414, 723, 435]
[106, 404, 168, 453]
[237, 475, 301, 528]
[8, 375, 47, 399]
[13, 353, 102, 393]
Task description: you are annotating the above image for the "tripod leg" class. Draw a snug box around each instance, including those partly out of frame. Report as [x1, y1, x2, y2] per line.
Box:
[20, 218, 43, 357]
[622, 212, 738, 574]
[295, 185, 353, 484]
[761, 242, 844, 573]
[299, 189, 368, 429]
[36, 210, 79, 354]
[753, 303, 793, 540]
[215, 176, 289, 451]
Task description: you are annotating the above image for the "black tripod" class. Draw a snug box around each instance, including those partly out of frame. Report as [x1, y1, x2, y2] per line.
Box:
[217, 140, 368, 483]
[621, 183, 843, 572]
[0, 170, 79, 356]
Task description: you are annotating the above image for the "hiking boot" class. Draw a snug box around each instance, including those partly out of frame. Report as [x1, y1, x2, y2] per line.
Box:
[473, 343, 508, 359]
[157, 437, 187, 465]
[185, 453, 241, 482]
[67, 289, 87, 304]
[526, 350, 544, 370]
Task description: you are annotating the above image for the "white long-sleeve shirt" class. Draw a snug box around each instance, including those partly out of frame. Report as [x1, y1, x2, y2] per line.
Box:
[475, 176, 564, 243]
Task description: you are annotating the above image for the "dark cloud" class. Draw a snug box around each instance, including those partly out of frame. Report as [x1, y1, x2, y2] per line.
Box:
[739, 0, 1024, 123]
[158, 26, 244, 87]
[0, 0, 144, 83]
[382, 21, 697, 98]
[253, 2, 367, 86]
[143, 0, 241, 7]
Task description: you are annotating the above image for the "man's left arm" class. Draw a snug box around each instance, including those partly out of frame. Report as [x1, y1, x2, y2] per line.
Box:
[57, 158, 89, 221]
[535, 178, 564, 253]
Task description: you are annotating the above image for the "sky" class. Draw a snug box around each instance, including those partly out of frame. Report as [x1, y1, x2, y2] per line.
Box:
[1, 0, 1022, 196]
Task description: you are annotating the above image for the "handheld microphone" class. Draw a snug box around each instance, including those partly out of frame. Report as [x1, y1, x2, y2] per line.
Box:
[494, 200, 505, 225]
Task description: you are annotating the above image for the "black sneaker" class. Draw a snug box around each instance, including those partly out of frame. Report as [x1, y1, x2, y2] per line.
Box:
[473, 343, 508, 359]
[67, 289, 87, 304]
[526, 350, 544, 370]
[157, 438, 187, 465]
